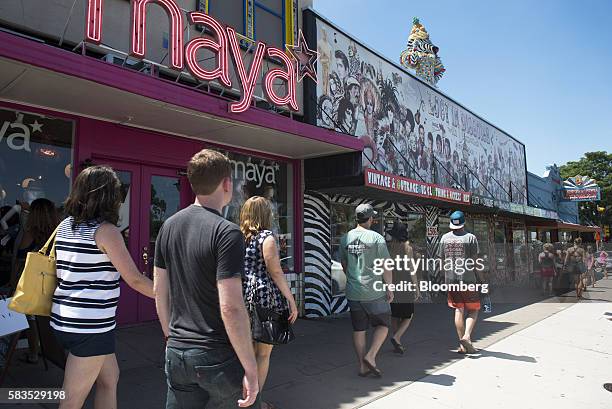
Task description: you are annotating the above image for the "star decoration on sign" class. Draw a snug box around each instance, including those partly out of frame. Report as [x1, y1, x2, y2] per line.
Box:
[286, 29, 319, 83]
[30, 120, 43, 133]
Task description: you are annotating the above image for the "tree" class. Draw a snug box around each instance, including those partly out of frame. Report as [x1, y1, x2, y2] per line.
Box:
[559, 151, 612, 228]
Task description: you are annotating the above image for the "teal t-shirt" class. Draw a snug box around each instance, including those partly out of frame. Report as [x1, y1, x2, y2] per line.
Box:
[339, 227, 391, 301]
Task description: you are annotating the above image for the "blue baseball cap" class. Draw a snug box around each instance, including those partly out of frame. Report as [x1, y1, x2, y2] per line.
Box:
[449, 210, 465, 230]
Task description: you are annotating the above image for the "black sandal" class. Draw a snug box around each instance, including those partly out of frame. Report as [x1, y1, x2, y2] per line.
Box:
[362, 358, 382, 378]
[390, 338, 405, 355]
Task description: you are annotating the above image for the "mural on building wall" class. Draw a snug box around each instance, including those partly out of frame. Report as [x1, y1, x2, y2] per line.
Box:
[315, 19, 527, 204]
[399, 17, 445, 86]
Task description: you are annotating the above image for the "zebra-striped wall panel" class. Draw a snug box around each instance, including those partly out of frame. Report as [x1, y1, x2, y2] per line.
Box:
[304, 191, 333, 318]
[304, 191, 443, 318]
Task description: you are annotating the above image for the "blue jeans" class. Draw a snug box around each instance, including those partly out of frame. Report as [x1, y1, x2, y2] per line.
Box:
[165, 346, 260, 409]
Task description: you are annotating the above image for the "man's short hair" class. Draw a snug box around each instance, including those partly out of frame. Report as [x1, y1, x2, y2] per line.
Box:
[187, 149, 232, 195]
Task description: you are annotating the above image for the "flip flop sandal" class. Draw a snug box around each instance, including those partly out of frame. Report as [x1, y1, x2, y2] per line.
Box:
[390, 338, 405, 355]
[358, 370, 371, 377]
[362, 359, 382, 378]
[459, 339, 477, 354]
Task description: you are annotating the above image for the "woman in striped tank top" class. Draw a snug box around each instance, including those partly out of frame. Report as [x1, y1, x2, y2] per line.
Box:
[52, 166, 154, 409]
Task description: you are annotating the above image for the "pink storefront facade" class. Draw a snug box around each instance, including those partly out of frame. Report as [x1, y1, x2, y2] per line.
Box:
[0, 3, 362, 324]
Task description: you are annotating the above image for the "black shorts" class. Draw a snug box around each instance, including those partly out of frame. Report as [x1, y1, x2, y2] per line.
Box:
[391, 302, 414, 319]
[52, 328, 115, 357]
[347, 298, 391, 331]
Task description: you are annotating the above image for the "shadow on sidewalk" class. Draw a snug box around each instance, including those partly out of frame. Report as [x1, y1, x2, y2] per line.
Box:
[7, 280, 607, 409]
[466, 349, 537, 363]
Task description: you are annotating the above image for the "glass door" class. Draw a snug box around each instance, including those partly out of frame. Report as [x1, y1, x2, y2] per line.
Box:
[95, 160, 141, 325]
[137, 166, 188, 322]
[95, 159, 190, 324]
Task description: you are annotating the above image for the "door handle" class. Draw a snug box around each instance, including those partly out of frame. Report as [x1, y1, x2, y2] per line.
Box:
[142, 247, 149, 266]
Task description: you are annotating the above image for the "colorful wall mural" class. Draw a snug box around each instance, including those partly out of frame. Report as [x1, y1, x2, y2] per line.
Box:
[314, 18, 528, 204]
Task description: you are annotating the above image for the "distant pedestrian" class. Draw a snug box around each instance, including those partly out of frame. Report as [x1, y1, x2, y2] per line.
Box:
[440, 211, 481, 354]
[597, 249, 608, 279]
[154, 150, 259, 408]
[339, 204, 393, 377]
[52, 166, 154, 409]
[13, 198, 59, 364]
[564, 237, 586, 299]
[386, 221, 420, 355]
[585, 245, 596, 287]
[538, 243, 557, 296]
[240, 196, 298, 409]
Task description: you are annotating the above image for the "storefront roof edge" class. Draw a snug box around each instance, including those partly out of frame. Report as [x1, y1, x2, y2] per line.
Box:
[556, 221, 602, 233]
[0, 31, 363, 156]
[308, 172, 562, 221]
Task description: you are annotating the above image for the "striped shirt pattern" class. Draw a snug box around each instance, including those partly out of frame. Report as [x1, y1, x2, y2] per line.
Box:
[50, 217, 120, 333]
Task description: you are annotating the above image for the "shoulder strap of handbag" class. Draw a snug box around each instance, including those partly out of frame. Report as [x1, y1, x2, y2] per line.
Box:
[38, 225, 61, 259]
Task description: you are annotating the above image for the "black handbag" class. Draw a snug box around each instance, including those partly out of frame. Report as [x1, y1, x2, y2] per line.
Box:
[249, 304, 295, 346]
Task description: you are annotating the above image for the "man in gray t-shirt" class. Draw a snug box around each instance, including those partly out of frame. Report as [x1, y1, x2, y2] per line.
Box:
[439, 211, 481, 354]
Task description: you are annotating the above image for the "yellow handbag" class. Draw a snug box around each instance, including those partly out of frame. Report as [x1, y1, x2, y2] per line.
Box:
[8, 226, 59, 316]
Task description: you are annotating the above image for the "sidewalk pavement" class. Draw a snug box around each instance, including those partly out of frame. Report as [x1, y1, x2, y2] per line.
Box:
[5, 278, 610, 409]
[360, 278, 612, 409]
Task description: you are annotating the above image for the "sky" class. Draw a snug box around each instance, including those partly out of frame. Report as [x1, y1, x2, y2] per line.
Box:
[313, 0, 612, 176]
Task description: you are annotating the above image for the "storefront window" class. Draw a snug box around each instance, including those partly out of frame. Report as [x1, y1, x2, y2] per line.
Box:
[220, 151, 294, 272]
[383, 213, 426, 257]
[512, 226, 530, 280]
[472, 219, 490, 272]
[0, 107, 74, 286]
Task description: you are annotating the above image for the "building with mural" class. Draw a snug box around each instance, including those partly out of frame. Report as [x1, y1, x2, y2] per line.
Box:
[300, 10, 561, 317]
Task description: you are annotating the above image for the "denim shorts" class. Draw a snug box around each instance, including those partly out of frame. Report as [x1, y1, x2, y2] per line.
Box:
[165, 346, 260, 409]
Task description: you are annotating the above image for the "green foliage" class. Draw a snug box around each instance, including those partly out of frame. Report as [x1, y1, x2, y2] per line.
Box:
[559, 151, 612, 227]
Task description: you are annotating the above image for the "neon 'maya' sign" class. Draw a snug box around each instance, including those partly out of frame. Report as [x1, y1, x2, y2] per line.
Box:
[85, 0, 317, 113]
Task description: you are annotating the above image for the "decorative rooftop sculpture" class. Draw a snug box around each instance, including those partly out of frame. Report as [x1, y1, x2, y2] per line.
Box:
[400, 17, 445, 86]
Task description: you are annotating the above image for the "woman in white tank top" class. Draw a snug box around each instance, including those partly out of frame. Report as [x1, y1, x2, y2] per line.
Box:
[53, 165, 154, 409]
